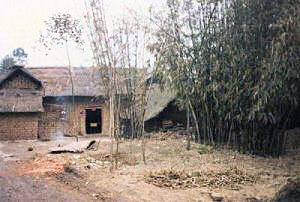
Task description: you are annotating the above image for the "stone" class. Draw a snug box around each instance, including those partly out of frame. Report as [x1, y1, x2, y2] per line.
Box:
[210, 193, 224, 201]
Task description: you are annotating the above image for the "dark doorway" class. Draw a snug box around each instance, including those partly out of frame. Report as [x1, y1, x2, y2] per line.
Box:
[86, 108, 102, 134]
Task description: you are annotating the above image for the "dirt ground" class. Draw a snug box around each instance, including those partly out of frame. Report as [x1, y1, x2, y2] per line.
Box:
[0, 137, 102, 202]
[0, 133, 299, 202]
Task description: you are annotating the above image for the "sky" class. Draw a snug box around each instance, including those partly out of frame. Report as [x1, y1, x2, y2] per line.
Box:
[0, 0, 163, 67]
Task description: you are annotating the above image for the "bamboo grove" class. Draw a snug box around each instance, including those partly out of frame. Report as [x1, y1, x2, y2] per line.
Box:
[151, 0, 300, 156]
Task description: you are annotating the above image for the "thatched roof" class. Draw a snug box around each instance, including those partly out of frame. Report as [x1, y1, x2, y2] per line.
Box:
[28, 67, 106, 97]
[0, 66, 42, 88]
[0, 66, 44, 112]
[0, 66, 149, 112]
[144, 84, 176, 121]
[28, 67, 141, 97]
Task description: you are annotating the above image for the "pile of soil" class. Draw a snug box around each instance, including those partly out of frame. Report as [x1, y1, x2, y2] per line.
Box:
[145, 166, 260, 190]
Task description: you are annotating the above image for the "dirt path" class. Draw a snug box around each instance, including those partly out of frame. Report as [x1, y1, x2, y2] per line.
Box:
[0, 138, 104, 202]
[0, 138, 122, 202]
[0, 161, 90, 202]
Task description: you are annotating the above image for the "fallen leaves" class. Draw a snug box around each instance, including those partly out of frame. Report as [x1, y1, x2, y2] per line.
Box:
[151, 131, 185, 141]
[144, 166, 260, 190]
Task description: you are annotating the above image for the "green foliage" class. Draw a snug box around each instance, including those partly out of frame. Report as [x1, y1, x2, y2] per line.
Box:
[151, 0, 300, 156]
[0, 55, 16, 70]
[0, 48, 28, 70]
[13, 48, 28, 64]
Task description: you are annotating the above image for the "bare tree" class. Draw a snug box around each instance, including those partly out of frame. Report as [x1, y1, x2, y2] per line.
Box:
[40, 13, 84, 139]
[85, 0, 153, 167]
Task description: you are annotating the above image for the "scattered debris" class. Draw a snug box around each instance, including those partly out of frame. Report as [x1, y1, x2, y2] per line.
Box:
[3, 131, 299, 202]
[63, 163, 82, 178]
[86, 140, 97, 150]
[56, 170, 111, 201]
[144, 167, 260, 190]
[246, 197, 261, 202]
[162, 122, 185, 132]
[49, 140, 97, 154]
[151, 131, 185, 141]
[90, 152, 139, 166]
[63, 133, 73, 137]
[0, 153, 15, 159]
[40, 137, 51, 142]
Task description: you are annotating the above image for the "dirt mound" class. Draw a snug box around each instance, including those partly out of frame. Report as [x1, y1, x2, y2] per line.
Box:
[144, 166, 260, 190]
[272, 177, 300, 202]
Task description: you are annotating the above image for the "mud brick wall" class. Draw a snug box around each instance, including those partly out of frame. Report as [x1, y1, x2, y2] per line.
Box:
[42, 97, 110, 137]
[0, 113, 39, 141]
[67, 99, 110, 136]
[38, 109, 64, 140]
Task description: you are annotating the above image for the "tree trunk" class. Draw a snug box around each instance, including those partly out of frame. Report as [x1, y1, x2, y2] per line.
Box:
[186, 102, 191, 150]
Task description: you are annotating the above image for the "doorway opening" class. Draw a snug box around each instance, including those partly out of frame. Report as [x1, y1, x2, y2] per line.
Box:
[86, 108, 102, 134]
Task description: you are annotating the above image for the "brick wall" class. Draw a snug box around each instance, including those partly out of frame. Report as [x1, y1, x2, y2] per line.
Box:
[40, 97, 110, 138]
[0, 113, 39, 141]
[0, 99, 110, 141]
[38, 109, 64, 140]
[67, 98, 110, 136]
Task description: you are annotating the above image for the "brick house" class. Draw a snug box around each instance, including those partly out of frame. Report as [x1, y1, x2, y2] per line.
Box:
[0, 65, 110, 141]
